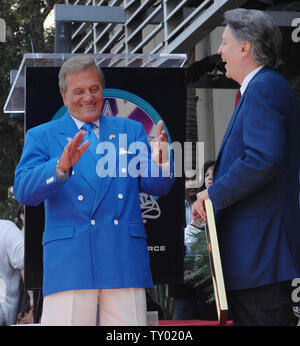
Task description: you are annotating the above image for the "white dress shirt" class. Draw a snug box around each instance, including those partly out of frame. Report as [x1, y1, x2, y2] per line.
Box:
[69, 114, 100, 139]
[240, 65, 264, 95]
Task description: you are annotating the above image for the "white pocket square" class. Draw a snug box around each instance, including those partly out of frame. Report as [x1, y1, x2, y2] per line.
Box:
[119, 147, 133, 155]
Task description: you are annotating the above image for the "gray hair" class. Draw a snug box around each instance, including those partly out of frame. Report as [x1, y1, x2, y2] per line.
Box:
[59, 55, 105, 93]
[223, 8, 283, 69]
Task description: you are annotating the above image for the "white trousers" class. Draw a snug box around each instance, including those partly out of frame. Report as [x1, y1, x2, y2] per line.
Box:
[41, 288, 147, 326]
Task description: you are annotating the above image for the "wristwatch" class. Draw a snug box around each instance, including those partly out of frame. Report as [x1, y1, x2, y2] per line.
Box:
[56, 158, 69, 174]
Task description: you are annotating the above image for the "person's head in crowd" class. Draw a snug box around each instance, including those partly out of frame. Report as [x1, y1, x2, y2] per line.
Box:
[202, 160, 215, 190]
[185, 169, 201, 205]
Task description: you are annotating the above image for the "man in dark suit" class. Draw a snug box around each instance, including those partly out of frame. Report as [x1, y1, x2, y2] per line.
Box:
[14, 55, 174, 325]
[193, 9, 300, 325]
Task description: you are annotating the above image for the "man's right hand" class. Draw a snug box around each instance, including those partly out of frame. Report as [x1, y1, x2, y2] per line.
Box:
[192, 189, 210, 223]
[57, 130, 90, 173]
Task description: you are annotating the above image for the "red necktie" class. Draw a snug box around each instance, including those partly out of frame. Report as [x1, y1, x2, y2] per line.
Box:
[235, 89, 241, 107]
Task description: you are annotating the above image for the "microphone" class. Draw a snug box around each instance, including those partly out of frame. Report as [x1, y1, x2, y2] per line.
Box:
[24, 24, 36, 66]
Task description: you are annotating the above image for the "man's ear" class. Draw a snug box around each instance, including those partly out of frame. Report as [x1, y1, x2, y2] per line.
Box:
[241, 41, 251, 57]
[61, 90, 67, 106]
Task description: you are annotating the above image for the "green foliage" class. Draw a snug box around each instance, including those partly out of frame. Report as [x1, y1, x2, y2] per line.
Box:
[0, 0, 63, 219]
[184, 223, 214, 302]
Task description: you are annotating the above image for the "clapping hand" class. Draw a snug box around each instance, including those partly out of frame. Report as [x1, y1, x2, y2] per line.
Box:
[151, 120, 169, 165]
[57, 130, 89, 173]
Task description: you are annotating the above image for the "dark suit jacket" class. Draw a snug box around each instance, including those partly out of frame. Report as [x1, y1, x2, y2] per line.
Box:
[208, 67, 300, 291]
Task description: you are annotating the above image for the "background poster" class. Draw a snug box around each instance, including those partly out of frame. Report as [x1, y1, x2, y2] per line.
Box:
[24, 66, 186, 289]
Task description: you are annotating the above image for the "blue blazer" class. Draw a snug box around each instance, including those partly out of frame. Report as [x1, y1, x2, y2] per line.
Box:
[14, 112, 174, 296]
[208, 68, 300, 291]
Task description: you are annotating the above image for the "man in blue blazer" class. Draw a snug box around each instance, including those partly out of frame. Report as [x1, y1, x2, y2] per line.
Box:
[193, 9, 300, 325]
[13, 56, 174, 325]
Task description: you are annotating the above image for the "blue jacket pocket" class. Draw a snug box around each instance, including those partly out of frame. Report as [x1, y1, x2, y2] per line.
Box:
[42, 226, 74, 245]
[129, 222, 147, 239]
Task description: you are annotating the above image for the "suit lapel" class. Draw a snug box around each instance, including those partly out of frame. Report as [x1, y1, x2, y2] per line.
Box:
[54, 112, 98, 192]
[215, 96, 244, 165]
[54, 111, 78, 146]
[215, 67, 268, 166]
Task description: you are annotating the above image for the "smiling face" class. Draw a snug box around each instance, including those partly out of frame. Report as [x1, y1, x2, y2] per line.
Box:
[217, 25, 245, 84]
[61, 67, 103, 123]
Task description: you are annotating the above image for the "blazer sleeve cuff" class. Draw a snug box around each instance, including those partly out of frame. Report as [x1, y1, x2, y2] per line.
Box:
[208, 183, 235, 210]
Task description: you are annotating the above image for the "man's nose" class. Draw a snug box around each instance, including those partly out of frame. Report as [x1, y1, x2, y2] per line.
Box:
[83, 91, 94, 100]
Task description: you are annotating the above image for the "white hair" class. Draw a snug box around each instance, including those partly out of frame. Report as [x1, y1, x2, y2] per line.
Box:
[59, 55, 105, 93]
[224, 8, 283, 69]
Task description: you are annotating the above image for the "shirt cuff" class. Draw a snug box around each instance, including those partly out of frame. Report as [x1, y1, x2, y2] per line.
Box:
[56, 167, 70, 181]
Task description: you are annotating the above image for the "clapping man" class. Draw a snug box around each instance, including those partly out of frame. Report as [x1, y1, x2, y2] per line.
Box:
[14, 55, 174, 326]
